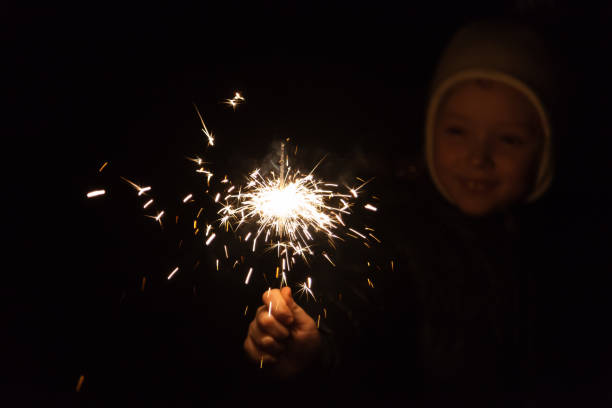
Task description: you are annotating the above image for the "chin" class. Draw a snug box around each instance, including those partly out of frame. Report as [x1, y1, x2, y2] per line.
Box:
[455, 200, 498, 217]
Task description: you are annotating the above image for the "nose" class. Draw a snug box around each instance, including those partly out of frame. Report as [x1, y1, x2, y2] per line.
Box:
[468, 138, 493, 169]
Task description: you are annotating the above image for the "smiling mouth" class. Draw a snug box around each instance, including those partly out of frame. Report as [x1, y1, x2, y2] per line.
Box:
[459, 178, 497, 193]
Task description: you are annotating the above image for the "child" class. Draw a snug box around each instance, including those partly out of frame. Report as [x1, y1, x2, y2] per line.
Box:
[243, 19, 567, 402]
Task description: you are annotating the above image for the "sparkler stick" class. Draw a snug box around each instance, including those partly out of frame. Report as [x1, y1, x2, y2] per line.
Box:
[279, 142, 285, 188]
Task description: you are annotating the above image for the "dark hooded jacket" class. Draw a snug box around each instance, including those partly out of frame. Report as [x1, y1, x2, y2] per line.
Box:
[307, 163, 598, 404]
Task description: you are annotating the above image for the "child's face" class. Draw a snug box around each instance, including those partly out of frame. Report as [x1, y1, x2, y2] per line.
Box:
[434, 80, 542, 216]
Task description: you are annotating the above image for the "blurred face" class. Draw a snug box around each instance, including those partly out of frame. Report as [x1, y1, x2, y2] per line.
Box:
[434, 80, 542, 216]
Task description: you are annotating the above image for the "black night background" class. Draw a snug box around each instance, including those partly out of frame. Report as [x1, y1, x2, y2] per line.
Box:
[6, 1, 612, 406]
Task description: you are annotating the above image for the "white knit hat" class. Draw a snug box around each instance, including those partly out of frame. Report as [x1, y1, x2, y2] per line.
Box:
[425, 20, 557, 203]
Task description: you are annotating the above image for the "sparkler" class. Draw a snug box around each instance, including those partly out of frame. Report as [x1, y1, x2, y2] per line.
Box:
[215, 144, 374, 274]
[88, 92, 387, 322]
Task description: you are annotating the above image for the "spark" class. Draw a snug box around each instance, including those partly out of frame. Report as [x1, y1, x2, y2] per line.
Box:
[281, 272, 287, 287]
[368, 233, 381, 243]
[216, 259, 219, 271]
[245, 267, 253, 284]
[296, 281, 316, 301]
[187, 156, 205, 165]
[348, 228, 366, 240]
[98, 162, 108, 172]
[87, 190, 105, 198]
[145, 210, 165, 226]
[168, 267, 179, 280]
[143, 199, 153, 209]
[183, 193, 193, 203]
[75, 375, 85, 392]
[120, 177, 151, 196]
[193, 104, 214, 146]
[364, 203, 377, 211]
[205, 233, 216, 246]
[138, 186, 151, 196]
[225, 91, 246, 110]
[323, 253, 335, 267]
[224, 245, 229, 258]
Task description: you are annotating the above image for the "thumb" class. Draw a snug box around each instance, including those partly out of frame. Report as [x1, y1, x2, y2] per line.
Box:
[281, 287, 314, 328]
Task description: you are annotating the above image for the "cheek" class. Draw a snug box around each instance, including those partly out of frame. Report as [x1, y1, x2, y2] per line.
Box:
[496, 153, 539, 194]
[434, 136, 464, 177]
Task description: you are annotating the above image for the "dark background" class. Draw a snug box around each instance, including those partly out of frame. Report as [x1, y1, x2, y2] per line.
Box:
[6, 1, 612, 405]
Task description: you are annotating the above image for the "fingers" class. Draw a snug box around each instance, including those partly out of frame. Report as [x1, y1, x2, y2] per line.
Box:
[248, 318, 287, 354]
[243, 335, 278, 365]
[280, 287, 316, 330]
[255, 305, 290, 340]
[261, 289, 293, 326]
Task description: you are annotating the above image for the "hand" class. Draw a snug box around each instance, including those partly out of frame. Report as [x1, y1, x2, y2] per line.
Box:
[243, 287, 322, 378]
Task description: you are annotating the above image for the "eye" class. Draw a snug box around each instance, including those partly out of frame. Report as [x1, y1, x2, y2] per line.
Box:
[500, 134, 525, 146]
[445, 126, 465, 136]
